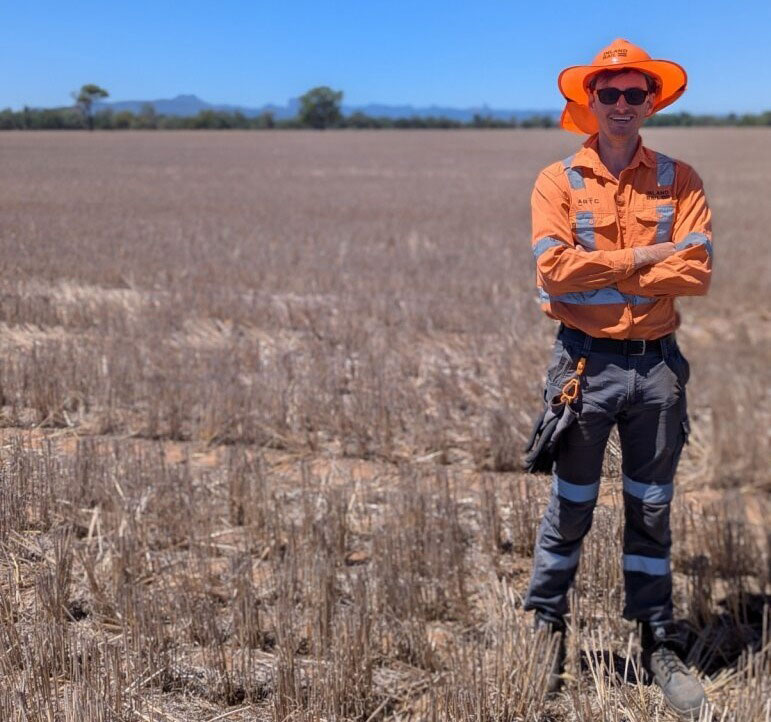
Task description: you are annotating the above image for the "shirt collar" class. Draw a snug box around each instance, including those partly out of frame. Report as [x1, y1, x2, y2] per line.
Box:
[571, 134, 655, 178]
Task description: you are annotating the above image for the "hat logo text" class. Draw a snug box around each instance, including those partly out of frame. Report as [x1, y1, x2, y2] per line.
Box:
[602, 49, 628, 60]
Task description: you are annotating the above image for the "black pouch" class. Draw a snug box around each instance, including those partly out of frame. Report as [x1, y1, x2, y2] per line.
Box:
[522, 394, 579, 473]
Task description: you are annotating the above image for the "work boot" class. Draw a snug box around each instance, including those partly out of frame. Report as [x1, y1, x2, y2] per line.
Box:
[534, 612, 566, 696]
[640, 622, 707, 718]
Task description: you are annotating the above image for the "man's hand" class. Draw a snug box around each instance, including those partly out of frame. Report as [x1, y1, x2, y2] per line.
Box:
[633, 243, 676, 269]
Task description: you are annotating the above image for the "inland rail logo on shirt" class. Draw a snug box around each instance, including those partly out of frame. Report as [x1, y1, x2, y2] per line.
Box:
[646, 189, 673, 200]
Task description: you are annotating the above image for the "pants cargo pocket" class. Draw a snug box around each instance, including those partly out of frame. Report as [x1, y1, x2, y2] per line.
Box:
[669, 406, 690, 479]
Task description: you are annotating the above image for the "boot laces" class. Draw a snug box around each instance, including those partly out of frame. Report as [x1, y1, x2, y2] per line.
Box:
[656, 644, 688, 684]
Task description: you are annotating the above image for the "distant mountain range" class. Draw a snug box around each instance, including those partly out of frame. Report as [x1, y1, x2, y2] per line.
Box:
[94, 94, 560, 122]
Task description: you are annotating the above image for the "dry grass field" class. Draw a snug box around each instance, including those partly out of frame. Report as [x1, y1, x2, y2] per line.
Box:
[0, 129, 768, 721]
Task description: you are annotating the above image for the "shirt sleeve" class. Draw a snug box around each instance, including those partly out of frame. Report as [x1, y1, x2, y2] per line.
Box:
[532, 170, 636, 295]
[616, 164, 713, 297]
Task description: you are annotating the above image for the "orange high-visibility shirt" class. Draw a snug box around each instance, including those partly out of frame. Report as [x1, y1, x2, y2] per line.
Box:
[532, 134, 712, 340]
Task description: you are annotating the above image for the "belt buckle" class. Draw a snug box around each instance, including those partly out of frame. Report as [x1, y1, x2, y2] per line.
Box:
[629, 339, 646, 356]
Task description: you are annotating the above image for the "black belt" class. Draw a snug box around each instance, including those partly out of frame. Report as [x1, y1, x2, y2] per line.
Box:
[558, 325, 671, 356]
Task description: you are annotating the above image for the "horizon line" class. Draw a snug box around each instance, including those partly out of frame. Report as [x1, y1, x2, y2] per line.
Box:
[4, 93, 767, 118]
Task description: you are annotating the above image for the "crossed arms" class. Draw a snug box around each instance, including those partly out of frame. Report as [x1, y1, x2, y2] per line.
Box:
[531, 166, 713, 298]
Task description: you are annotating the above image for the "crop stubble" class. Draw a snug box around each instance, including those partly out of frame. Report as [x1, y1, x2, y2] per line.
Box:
[0, 129, 768, 720]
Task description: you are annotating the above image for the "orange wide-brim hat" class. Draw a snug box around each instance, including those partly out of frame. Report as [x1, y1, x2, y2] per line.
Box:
[558, 38, 687, 134]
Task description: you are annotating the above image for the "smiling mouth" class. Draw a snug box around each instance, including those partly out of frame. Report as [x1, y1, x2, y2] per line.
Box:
[609, 115, 634, 123]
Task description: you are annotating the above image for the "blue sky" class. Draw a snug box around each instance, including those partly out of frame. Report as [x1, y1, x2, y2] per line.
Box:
[2, 0, 769, 113]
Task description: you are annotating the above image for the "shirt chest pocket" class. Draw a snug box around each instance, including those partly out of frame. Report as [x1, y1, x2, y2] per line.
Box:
[633, 204, 676, 246]
[569, 211, 616, 250]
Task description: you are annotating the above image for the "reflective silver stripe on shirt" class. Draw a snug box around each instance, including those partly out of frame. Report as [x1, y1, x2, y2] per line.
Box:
[553, 474, 600, 503]
[656, 152, 675, 187]
[656, 204, 675, 243]
[575, 211, 596, 250]
[621, 292, 659, 305]
[675, 232, 713, 258]
[562, 155, 585, 190]
[533, 236, 567, 259]
[539, 286, 656, 306]
[624, 554, 670, 576]
[622, 474, 674, 504]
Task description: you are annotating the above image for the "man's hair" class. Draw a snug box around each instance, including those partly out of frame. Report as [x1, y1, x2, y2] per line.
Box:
[586, 69, 659, 96]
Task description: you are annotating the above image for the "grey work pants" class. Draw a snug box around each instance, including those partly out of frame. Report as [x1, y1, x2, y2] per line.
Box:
[524, 326, 690, 626]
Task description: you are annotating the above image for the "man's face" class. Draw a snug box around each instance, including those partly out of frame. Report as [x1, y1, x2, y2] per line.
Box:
[588, 70, 654, 139]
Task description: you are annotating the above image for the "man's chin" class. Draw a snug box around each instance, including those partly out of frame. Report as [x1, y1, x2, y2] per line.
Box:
[605, 124, 639, 138]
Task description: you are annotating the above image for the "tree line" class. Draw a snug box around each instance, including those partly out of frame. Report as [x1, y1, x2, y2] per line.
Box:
[3, 84, 770, 130]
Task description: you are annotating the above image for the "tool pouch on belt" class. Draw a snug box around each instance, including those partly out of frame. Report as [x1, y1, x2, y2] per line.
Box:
[522, 357, 585, 474]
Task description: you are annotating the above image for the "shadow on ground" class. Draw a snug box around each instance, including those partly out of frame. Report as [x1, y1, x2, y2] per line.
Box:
[578, 591, 770, 685]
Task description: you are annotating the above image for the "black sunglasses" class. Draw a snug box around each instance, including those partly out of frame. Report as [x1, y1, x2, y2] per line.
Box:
[595, 87, 649, 106]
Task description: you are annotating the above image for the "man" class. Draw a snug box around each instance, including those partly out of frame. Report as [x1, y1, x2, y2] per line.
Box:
[523, 39, 712, 717]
